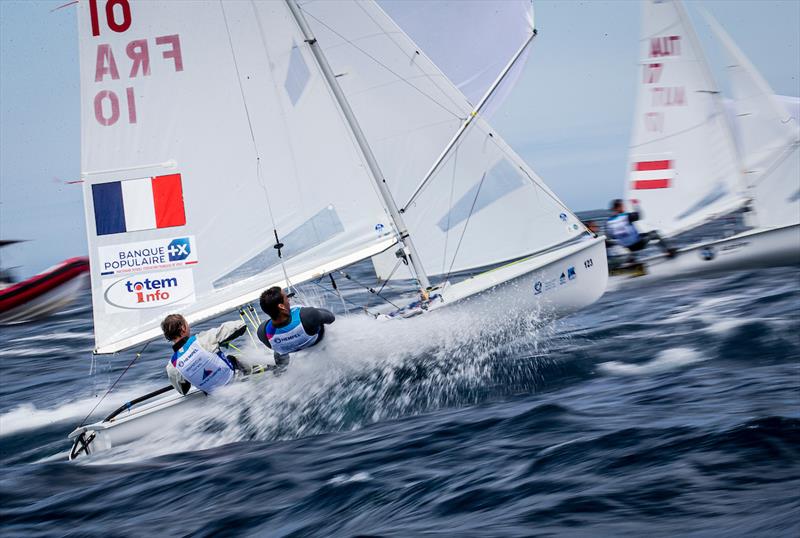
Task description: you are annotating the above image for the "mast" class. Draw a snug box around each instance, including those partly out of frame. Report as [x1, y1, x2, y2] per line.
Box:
[285, 0, 432, 293]
[402, 26, 538, 211]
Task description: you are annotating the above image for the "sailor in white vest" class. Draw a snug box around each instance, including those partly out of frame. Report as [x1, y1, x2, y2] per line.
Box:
[256, 286, 335, 367]
[605, 199, 676, 258]
[162, 314, 248, 395]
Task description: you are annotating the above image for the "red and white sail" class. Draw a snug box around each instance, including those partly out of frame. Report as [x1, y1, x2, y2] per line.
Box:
[626, 0, 746, 237]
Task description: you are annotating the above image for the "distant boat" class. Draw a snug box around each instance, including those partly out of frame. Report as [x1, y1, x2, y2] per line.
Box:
[0, 257, 90, 325]
[612, 0, 799, 283]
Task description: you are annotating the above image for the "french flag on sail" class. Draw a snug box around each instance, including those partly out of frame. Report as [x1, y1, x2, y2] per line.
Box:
[630, 158, 674, 190]
[92, 174, 186, 236]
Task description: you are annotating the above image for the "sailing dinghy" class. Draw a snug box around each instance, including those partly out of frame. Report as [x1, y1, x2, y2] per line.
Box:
[611, 0, 799, 284]
[68, 0, 607, 460]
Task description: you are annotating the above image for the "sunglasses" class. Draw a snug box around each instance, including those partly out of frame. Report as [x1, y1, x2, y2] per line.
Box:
[285, 291, 296, 298]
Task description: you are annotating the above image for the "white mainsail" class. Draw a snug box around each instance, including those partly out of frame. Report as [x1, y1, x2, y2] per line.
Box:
[301, 0, 585, 280]
[627, 0, 745, 237]
[705, 13, 800, 230]
[79, 1, 397, 354]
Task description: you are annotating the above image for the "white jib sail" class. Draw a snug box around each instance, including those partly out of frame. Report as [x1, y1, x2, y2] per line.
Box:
[299, 0, 584, 281]
[705, 13, 800, 230]
[627, 0, 746, 238]
[78, 0, 397, 354]
[379, 0, 534, 116]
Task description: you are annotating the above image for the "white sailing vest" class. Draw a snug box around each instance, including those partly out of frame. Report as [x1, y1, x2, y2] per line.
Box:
[605, 214, 640, 248]
[170, 335, 234, 393]
[265, 307, 319, 355]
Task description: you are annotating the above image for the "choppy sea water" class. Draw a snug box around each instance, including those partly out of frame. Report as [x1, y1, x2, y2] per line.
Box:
[1, 265, 798, 537]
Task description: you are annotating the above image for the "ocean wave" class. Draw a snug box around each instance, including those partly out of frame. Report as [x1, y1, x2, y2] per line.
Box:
[599, 347, 706, 375]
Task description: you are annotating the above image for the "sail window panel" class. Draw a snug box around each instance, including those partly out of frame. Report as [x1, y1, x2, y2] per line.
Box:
[437, 159, 525, 232]
[285, 43, 311, 106]
[212, 206, 344, 289]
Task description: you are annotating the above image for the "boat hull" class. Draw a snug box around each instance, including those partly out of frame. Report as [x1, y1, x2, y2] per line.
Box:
[0, 258, 90, 324]
[68, 389, 208, 460]
[611, 223, 800, 286]
[69, 238, 609, 460]
[430, 236, 609, 318]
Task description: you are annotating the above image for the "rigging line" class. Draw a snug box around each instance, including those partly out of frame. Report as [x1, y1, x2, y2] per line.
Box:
[78, 341, 151, 428]
[239, 310, 259, 347]
[328, 273, 349, 316]
[272, 228, 297, 296]
[376, 257, 404, 296]
[310, 278, 380, 317]
[251, 0, 314, 261]
[748, 141, 799, 189]
[444, 171, 488, 283]
[241, 304, 258, 330]
[249, 303, 262, 325]
[337, 270, 402, 309]
[516, 163, 589, 235]
[354, 1, 467, 116]
[401, 27, 538, 211]
[298, 9, 464, 121]
[440, 147, 460, 276]
[222, 1, 294, 292]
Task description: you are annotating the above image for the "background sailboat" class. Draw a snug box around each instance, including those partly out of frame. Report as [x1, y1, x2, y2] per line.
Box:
[613, 0, 799, 283]
[69, 0, 607, 458]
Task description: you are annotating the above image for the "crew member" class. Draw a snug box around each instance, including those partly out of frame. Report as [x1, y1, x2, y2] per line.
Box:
[256, 286, 335, 366]
[605, 199, 676, 257]
[162, 314, 248, 395]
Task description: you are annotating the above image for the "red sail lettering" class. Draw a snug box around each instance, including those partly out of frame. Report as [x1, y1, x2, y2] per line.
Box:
[156, 35, 183, 72]
[126, 40, 150, 78]
[643, 63, 663, 84]
[95, 44, 120, 82]
[649, 36, 681, 58]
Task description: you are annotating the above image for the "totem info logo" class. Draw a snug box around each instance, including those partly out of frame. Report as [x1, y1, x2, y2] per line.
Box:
[103, 268, 195, 313]
[97, 236, 198, 276]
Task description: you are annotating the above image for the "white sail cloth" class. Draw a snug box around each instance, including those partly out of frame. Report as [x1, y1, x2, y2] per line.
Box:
[79, 1, 396, 353]
[378, 0, 534, 115]
[300, 0, 584, 280]
[627, 0, 745, 237]
[706, 14, 800, 230]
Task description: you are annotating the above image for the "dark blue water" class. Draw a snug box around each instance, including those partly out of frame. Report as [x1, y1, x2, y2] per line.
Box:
[1, 266, 799, 537]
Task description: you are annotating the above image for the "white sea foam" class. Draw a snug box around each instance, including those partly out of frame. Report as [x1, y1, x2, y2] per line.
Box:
[76, 307, 556, 464]
[706, 318, 752, 335]
[327, 472, 372, 485]
[0, 385, 163, 437]
[599, 347, 706, 376]
[10, 331, 94, 343]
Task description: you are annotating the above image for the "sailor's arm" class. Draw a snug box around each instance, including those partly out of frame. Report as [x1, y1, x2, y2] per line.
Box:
[299, 307, 335, 334]
[196, 320, 247, 353]
[166, 361, 192, 395]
